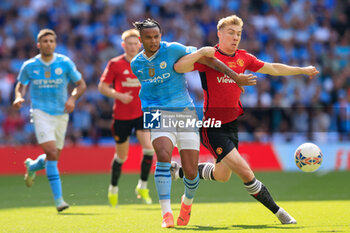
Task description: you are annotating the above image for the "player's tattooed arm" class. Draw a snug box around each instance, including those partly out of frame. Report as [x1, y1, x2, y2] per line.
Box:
[199, 57, 257, 86]
[174, 47, 215, 73]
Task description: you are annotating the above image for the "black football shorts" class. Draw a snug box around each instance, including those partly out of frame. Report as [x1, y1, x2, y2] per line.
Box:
[112, 116, 143, 143]
[200, 120, 239, 163]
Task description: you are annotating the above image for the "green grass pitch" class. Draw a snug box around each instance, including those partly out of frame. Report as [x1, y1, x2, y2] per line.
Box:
[1, 171, 350, 232]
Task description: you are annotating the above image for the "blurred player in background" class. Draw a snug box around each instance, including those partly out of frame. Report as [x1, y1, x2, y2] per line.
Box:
[172, 15, 319, 224]
[12, 29, 86, 212]
[98, 29, 154, 207]
[131, 18, 256, 228]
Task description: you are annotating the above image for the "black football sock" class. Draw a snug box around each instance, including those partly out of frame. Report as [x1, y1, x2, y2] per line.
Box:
[198, 163, 215, 180]
[111, 159, 123, 186]
[244, 178, 280, 214]
[179, 163, 215, 181]
[140, 155, 153, 181]
[179, 167, 184, 178]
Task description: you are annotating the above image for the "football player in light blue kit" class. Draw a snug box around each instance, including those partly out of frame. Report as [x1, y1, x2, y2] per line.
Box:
[131, 19, 256, 228]
[12, 29, 87, 212]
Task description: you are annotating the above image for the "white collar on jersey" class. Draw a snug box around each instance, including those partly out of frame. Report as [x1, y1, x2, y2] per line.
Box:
[141, 49, 160, 62]
[37, 53, 57, 66]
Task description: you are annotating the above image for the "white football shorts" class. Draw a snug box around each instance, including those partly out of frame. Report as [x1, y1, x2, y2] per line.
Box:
[150, 109, 200, 151]
[32, 109, 69, 149]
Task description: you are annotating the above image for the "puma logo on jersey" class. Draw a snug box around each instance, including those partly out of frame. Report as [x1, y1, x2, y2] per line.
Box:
[123, 69, 130, 75]
[217, 75, 236, 84]
[33, 70, 39, 75]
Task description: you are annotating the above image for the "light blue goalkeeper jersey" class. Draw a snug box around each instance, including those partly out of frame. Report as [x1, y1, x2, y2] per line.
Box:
[17, 53, 82, 115]
[130, 41, 196, 110]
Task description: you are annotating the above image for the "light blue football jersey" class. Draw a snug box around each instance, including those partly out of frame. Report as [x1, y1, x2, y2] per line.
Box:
[131, 41, 196, 110]
[17, 53, 82, 115]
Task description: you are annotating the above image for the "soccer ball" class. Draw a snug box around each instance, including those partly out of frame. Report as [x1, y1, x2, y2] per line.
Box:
[294, 142, 323, 172]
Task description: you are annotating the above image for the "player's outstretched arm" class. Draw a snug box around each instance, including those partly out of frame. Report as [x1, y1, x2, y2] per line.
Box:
[199, 57, 257, 86]
[64, 79, 87, 113]
[257, 63, 319, 79]
[174, 47, 215, 73]
[12, 82, 26, 110]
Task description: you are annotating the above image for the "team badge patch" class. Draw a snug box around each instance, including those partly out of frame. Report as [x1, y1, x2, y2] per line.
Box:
[237, 59, 244, 67]
[39, 131, 46, 139]
[160, 61, 167, 69]
[44, 71, 51, 78]
[55, 68, 63, 75]
[216, 147, 223, 155]
[149, 68, 155, 77]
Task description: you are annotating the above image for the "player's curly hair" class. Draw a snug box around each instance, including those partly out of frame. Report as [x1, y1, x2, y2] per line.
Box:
[133, 18, 162, 33]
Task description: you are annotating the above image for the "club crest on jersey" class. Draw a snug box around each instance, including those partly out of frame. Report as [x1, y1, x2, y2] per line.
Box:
[149, 68, 155, 77]
[44, 71, 51, 78]
[55, 68, 63, 75]
[237, 59, 244, 67]
[216, 147, 223, 155]
[160, 61, 167, 69]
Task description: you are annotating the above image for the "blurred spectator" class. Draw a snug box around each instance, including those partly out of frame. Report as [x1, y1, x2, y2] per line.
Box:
[0, 0, 349, 144]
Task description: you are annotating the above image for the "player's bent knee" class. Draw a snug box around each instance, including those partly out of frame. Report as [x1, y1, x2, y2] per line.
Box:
[155, 149, 172, 162]
[183, 169, 197, 180]
[45, 150, 59, 160]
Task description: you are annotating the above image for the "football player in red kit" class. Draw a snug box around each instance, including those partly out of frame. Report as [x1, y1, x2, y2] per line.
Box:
[98, 29, 154, 206]
[172, 15, 319, 224]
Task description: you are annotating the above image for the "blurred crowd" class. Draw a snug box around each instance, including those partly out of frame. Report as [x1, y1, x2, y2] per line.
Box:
[0, 0, 349, 145]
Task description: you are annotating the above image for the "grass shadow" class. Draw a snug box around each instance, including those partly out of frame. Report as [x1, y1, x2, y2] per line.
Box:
[175, 224, 304, 231]
[58, 212, 113, 216]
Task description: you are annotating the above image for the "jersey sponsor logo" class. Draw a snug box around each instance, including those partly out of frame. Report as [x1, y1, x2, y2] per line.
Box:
[123, 69, 130, 75]
[149, 68, 155, 77]
[160, 61, 167, 69]
[217, 75, 236, 84]
[33, 78, 63, 88]
[55, 68, 63, 75]
[121, 78, 141, 87]
[237, 59, 244, 67]
[216, 147, 223, 155]
[143, 73, 170, 83]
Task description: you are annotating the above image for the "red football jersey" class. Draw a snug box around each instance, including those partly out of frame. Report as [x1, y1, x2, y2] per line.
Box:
[194, 46, 264, 124]
[100, 54, 142, 120]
